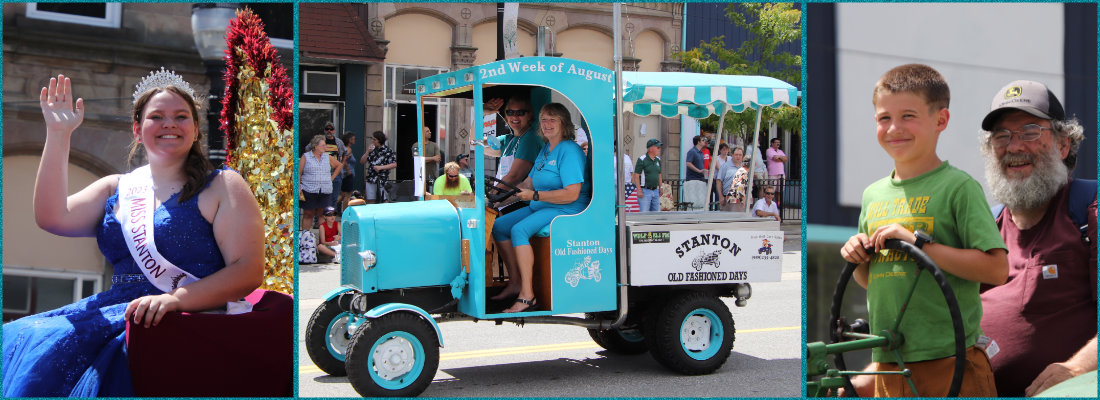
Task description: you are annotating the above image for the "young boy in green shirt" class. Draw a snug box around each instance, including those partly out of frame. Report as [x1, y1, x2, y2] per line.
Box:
[840, 64, 1009, 397]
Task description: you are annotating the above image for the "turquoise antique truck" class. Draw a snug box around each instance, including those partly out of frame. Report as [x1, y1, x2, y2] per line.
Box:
[305, 56, 798, 397]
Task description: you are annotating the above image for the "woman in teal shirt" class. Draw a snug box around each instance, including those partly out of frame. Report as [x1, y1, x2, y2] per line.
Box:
[491, 103, 590, 312]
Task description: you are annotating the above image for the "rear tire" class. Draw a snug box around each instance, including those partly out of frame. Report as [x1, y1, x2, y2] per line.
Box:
[345, 312, 439, 397]
[305, 297, 353, 376]
[645, 291, 735, 375]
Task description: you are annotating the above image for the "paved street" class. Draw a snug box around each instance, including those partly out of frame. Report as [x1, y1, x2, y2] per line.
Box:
[297, 250, 802, 397]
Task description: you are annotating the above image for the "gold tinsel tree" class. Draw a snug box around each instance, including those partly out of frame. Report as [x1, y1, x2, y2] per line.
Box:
[220, 8, 295, 294]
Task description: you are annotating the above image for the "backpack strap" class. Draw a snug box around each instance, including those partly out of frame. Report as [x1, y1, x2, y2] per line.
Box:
[1067, 178, 1097, 244]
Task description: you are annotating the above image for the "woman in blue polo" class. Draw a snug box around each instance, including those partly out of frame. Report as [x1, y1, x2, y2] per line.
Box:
[491, 102, 590, 313]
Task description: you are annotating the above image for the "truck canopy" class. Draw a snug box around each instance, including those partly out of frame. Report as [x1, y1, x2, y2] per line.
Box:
[621, 71, 799, 119]
[619, 71, 800, 211]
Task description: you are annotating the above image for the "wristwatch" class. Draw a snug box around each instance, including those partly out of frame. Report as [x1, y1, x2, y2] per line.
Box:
[913, 230, 933, 250]
[533, 191, 540, 201]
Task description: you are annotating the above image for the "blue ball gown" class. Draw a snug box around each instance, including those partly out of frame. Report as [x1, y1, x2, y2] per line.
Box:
[2, 170, 228, 397]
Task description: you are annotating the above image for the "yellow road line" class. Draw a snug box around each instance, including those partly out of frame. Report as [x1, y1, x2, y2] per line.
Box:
[299, 325, 799, 374]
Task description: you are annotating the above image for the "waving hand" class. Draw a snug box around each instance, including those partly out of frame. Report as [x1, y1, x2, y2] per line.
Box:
[34, 74, 115, 238]
[40, 75, 84, 135]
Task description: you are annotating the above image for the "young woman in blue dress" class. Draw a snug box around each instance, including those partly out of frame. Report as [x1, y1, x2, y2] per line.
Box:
[3, 70, 264, 396]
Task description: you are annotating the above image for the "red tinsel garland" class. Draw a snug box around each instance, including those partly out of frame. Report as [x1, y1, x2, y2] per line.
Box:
[220, 8, 294, 164]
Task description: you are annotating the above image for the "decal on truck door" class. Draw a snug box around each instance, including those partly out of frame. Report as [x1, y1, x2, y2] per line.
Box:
[565, 256, 602, 287]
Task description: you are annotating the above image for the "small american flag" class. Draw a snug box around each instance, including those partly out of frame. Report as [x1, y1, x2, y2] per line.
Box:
[625, 183, 640, 212]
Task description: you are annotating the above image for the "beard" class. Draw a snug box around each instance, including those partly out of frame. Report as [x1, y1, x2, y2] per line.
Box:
[983, 143, 1068, 211]
[444, 176, 460, 189]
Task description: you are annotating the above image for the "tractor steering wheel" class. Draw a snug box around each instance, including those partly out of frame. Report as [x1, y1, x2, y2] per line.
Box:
[483, 175, 522, 207]
[829, 239, 966, 397]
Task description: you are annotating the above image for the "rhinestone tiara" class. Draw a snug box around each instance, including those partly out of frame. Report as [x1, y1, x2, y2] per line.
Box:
[132, 67, 197, 104]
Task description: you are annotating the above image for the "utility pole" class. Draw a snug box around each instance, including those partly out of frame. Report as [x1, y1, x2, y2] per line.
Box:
[496, 3, 505, 61]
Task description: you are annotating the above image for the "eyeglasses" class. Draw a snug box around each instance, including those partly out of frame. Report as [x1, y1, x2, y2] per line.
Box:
[990, 124, 1051, 148]
[765, 192, 775, 195]
[505, 109, 530, 117]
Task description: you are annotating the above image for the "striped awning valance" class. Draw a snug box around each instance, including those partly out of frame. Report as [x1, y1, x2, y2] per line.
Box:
[622, 71, 799, 118]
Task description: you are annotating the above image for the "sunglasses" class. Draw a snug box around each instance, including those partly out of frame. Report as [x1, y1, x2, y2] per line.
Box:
[765, 192, 775, 195]
[505, 109, 530, 117]
[447, 174, 459, 178]
[325, 127, 334, 131]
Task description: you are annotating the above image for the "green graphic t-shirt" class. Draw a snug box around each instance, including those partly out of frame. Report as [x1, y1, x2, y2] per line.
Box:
[858, 162, 1006, 363]
[635, 155, 662, 189]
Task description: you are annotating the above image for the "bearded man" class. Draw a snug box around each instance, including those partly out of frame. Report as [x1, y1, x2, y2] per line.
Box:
[978, 80, 1097, 397]
[433, 161, 472, 196]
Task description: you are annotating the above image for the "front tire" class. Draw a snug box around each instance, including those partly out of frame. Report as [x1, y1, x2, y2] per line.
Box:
[305, 297, 353, 376]
[645, 291, 735, 375]
[345, 312, 440, 397]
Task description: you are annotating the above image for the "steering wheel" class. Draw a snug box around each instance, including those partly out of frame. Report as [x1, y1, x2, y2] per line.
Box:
[829, 239, 966, 397]
[483, 175, 521, 206]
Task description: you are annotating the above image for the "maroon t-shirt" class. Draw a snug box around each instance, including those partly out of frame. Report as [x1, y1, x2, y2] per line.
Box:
[979, 179, 1097, 396]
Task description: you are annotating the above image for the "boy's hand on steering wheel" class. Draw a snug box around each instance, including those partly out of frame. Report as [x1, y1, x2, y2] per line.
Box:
[869, 223, 916, 253]
[840, 233, 873, 264]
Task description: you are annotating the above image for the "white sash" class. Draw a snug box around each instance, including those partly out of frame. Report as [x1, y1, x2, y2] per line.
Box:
[118, 165, 252, 314]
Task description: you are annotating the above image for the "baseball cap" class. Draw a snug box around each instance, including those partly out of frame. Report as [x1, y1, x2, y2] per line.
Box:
[323, 206, 337, 216]
[456, 153, 470, 162]
[981, 80, 1065, 130]
[646, 138, 662, 148]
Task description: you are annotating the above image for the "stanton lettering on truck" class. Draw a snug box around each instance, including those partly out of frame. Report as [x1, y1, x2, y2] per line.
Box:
[675, 234, 741, 258]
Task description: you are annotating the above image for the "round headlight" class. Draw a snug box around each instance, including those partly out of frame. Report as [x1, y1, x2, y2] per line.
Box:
[359, 250, 377, 271]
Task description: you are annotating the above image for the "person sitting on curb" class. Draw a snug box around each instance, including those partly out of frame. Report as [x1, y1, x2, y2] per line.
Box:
[317, 207, 340, 263]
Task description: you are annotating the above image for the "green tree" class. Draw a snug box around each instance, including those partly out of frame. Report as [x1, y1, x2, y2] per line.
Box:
[677, 3, 802, 140]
